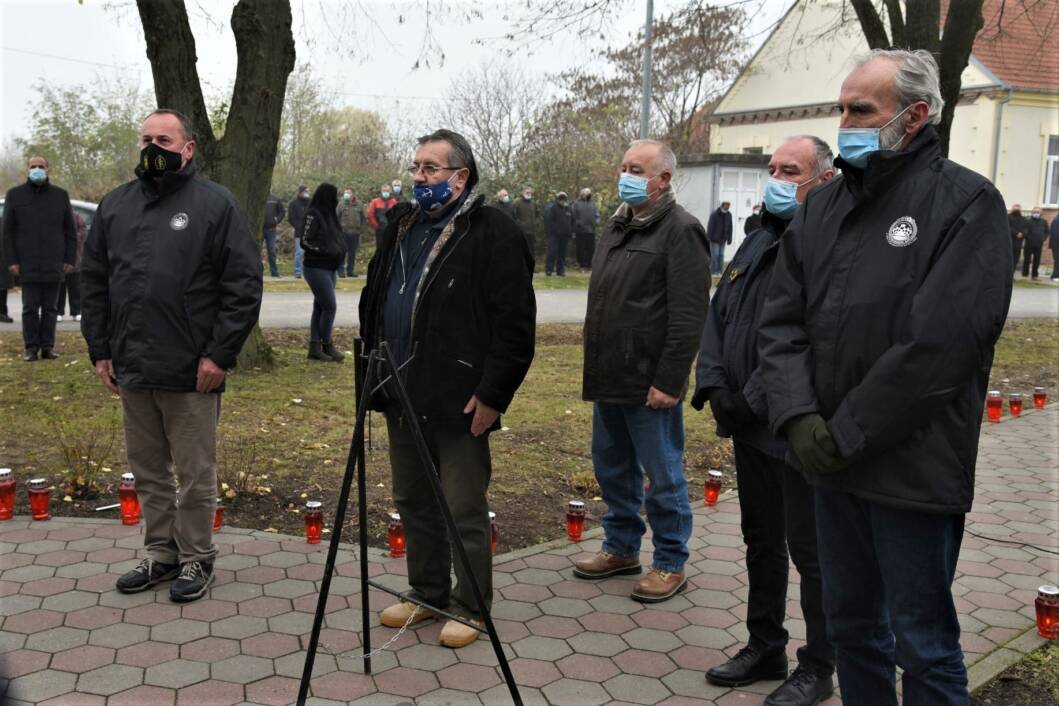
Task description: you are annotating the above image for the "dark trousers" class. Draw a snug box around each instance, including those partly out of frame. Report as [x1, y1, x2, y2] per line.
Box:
[735, 442, 834, 676]
[1052, 247, 1059, 278]
[57, 272, 81, 316]
[385, 409, 493, 619]
[21, 282, 61, 351]
[815, 486, 967, 705]
[546, 234, 570, 275]
[1, 289, 8, 316]
[342, 232, 360, 276]
[1012, 240, 1023, 272]
[1021, 245, 1042, 278]
[262, 228, 279, 277]
[575, 231, 595, 269]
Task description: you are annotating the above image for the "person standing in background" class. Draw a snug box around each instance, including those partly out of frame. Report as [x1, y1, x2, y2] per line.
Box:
[288, 185, 310, 278]
[1008, 203, 1026, 275]
[544, 191, 574, 276]
[302, 183, 346, 362]
[1023, 207, 1047, 280]
[706, 201, 733, 275]
[368, 183, 398, 248]
[262, 191, 286, 278]
[336, 187, 364, 278]
[513, 186, 539, 271]
[572, 188, 600, 270]
[56, 211, 88, 322]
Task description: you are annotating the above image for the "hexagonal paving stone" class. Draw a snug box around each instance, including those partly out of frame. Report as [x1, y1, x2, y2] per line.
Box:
[124, 602, 181, 626]
[25, 625, 89, 652]
[64, 605, 124, 630]
[567, 631, 629, 657]
[246, 675, 301, 706]
[38, 692, 107, 706]
[6, 668, 77, 702]
[397, 643, 460, 671]
[174, 679, 244, 706]
[108, 684, 176, 706]
[211, 614, 269, 639]
[88, 622, 150, 648]
[210, 654, 275, 684]
[0, 648, 51, 678]
[237, 595, 291, 618]
[181, 599, 239, 622]
[373, 666, 441, 698]
[50, 644, 116, 673]
[622, 627, 684, 653]
[613, 649, 678, 678]
[209, 581, 263, 603]
[181, 636, 241, 662]
[41, 590, 99, 613]
[526, 615, 583, 639]
[538, 596, 595, 618]
[19, 576, 76, 597]
[542, 677, 613, 706]
[268, 610, 315, 635]
[0, 594, 43, 616]
[116, 640, 179, 668]
[306, 670, 377, 702]
[437, 662, 503, 692]
[556, 653, 621, 682]
[3, 608, 64, 633]
[241, 631, 301, 658]
[263, 578, 316, 598]
[77, 664, 145, 696]
[145, 658, 211, 689]
[512, 635, 573, 661]
[151, 618, 211, 645]
[603, 673, 672, 705]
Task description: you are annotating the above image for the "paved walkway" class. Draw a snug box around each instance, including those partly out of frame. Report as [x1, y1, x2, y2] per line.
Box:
[1, 407, 1056, 705]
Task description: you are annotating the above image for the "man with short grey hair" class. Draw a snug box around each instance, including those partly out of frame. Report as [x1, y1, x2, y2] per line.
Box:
[758, 49, 1011, 704]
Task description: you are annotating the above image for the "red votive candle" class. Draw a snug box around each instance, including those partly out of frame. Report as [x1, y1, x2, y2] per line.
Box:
[705, 470, 723, 506]
[1009, 393, 1023, 418]
[1036, 585, 1059, 639]
[213, 498, 224, 532]
[566, 500, 586, 542]
[118, 473, 141, 525]
[489, 511, 498, 555]
[1034, 386, 1047, 409]
[986, 390, 1002, 423]
[0, 468, 15, 521]
[304, 501, 323, 544]
[28, 478, 51, 521]
[388, 513, 405, 558]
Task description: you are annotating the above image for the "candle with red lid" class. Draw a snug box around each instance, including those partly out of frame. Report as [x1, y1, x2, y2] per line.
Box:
[0, 468, 15, 521]
[118, 473, 141, 525]
[388, 513, 406, 558]
[28, 478, 50, 521]
[213, 498, 224, 531]
[566, 500, 586, 541]
[704, 470, 723, 506]
[985, 390, 1002, 423]
[489, 511, 498, 555]
[304, 501, 323, 544]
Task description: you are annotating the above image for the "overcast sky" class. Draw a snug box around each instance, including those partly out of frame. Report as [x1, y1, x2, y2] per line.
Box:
[1, 0, 792, 144]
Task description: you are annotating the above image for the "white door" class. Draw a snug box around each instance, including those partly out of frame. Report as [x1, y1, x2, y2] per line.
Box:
[719, 168, 764, 253]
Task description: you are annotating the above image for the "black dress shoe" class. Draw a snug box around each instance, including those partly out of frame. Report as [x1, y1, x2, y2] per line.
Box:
[765, 667, 834, 706]
[22, 348, 38, 362]
[0, 313, 13, 323]
[40, 348, 60, 360]
[706, 645, 789, 687]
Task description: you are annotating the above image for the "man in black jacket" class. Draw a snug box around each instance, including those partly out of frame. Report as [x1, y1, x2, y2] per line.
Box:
[263, 191, 285, 277]
[359, 129, 535, 648]
[1008, 204, 1026, 274]
[576, 140, 709, 603]
[706, 201, 733, 275]
[1023, 207, 1048, 280]
[694, 136, 836, 705]
[288, 185, 309, 278]
[544, 191, 574, 275]
[81, 109, 262, 604]
[512, 186, 539, 270]
[2, 155, 77, 361]
[758, 50, 1011, 705]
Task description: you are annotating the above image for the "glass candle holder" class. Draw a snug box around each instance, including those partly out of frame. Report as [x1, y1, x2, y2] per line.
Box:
[213, 498, 224, 532]
[1036, 585, 1059, 639]
[1034, 386, 1047, 409]
[985, 390, 1002, 423]
[489, 511, 498, 555]
[28, 478, 50, 521]
[118, 473, 141, 525]
[566, 500, 586, 542]
[304, 501, 323, 544]
[387, 513, 405, 558]
[0, 468, 15, 521]
[1009, 393, 1023, 418]
[705, 470, 723, 506]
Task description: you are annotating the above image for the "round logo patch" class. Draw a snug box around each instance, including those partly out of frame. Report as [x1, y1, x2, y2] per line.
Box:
[886, 216, 917, 247]
[170, 213, 189, 231]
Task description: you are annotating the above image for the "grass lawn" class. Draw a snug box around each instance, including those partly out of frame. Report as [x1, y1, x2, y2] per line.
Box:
[0, 319, 1055, 553]
[972, 640, 1059, 705]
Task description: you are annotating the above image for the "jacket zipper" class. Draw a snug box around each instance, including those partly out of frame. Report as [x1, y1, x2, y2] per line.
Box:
[409, 216, 470, 338]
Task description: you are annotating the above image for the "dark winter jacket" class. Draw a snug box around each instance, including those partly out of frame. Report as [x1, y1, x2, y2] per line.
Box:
[545, 200, 574, 238]
[80, 161, 263, 393]
[494, 200, 516, 220]
[337, 200, 365, 234]
[1008, 211, 1026, 246]
[706, 207, 733, 245]
[758, 127, 1012, 514]
[695, 210, 788, 459]
[571, 197, 600, 234]
[2, 179, 77, 283]
[512, 197, 539, 254]
[583, 190, 710, 404]
[1025, 216, 1048, 248]
[1050, 217, 1059, 251]
[743, 211, 762, 235]
[301, 207, 346, 271]
[288, 196, 309, 235]
[358, 191, 536, 426]
[264, 193, 285, 230]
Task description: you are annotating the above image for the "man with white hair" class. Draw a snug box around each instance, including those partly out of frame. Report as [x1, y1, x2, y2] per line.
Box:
[577, 140, 709, 603]
[758, 50, 1011, 704]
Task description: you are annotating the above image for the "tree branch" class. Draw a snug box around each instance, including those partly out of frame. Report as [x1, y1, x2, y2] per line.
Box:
[850, 0, 892, 48]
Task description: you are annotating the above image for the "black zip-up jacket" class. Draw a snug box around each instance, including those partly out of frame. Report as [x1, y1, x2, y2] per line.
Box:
[288, 196, 308, 234]
[301, 207, 345, 271]
[695, 209, 788, 459]
[583, 193, 710, 404]
[1025, 216, 1048, 248]
[264, 193, 285, 230]
[758, 127, 1012, 514]
[2, 179, 77, 283]
[545, 201, 574, 238]
[80, 161, 263, 393]
[358, 193, 536, 425]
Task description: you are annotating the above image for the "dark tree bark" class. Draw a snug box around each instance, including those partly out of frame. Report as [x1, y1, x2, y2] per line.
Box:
[136, 0, 296, 368]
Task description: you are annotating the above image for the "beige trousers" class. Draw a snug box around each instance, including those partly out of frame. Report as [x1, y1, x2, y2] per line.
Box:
[120, 388, 221, 564]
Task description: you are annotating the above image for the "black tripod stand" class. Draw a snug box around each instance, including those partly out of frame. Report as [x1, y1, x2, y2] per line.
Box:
[296, 340, 523, 705]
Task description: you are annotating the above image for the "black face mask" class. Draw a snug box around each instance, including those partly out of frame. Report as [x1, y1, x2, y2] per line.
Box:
[139, 142, 185, 177]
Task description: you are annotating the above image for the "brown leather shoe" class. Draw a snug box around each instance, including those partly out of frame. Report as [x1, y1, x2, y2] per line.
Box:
[379, 601, 436, 628]
[631, 568, 686, 603]
[573, 551, 642, 579]
[439, 618, 484, 648]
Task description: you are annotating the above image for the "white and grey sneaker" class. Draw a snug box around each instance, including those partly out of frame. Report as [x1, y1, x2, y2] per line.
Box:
[169, 560, 214, 603]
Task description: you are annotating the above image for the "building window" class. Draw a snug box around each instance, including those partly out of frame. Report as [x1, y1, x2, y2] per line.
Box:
[743, 147, 764, 155]
[1045, 135, 1059, 207]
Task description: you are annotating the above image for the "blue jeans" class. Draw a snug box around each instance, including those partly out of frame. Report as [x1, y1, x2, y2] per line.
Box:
[591, 402, 692, 572]
[546, 234, 569, 275]
[293, 237, 304, 277]
[815, 487, 967, 706]
[709, 241, 725, 274]
[262, 229, 279, 277]
[303, 266, 337, 343]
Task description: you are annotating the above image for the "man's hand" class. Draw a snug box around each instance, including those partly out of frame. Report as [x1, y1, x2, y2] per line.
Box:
[196, 357, 226, 393]
[690, 387, 709, 411]
[62, 263, 75, 273]
[708, 389, 756, 432]
[464, 395, 499, 437]
[784, 413, 847, 474]
[95, 359, 118, 394]
[7, 264, 18, 275]
[646, 386, 679, 409]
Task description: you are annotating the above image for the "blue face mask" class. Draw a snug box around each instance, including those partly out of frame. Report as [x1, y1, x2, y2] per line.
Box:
[413, 174, 457, 212]
[763, 174, 819, 220]
[28, 167, 47, 185]
[392, 185, 402, 194]
[618, 173, 651, 206]
[837, 104, 913, 168]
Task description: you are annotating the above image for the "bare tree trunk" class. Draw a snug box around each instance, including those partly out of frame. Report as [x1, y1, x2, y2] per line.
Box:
[136, 0, 295, 368]
[937, 1, 984, 158]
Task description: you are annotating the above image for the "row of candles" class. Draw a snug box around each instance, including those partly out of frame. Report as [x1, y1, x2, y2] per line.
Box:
[986, 387, 1047, 422]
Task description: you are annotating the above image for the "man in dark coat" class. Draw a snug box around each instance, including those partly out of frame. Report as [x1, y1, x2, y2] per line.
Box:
[706, 201, 733, 274]
[576, 140, 709, 604]
[2, 155, 77, 361]
[694, 135, 837, 705]
[571, 188, 600, 269]
[263, 191, 285, 277]
[493, 189, 516, 219]
[359, 129, 535, 649]
[1050, 213, 1059, 281]
[1008, 204, 1026, 273]
[81, 109, 262, 604]
[544, 191, 574, 276]
[288, 185, 309, 278]
[1023, 207, 1048, 280]
[512, 186, 539, 270]
[0, 210, 11, 323]
[758, 50, 1011, 705]
[744, 202, 763, 235]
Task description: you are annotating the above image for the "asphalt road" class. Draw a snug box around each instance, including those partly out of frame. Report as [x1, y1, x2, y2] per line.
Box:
[3, 283, 1056, 333]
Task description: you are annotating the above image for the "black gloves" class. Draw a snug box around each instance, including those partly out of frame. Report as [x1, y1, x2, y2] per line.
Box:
[691, 387, 758, 433]
[690, 387, 709, 411]
[784, 413, 847, 474]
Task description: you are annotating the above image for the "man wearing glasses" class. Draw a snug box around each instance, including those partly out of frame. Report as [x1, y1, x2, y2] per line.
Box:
[358, 129, 536, 648]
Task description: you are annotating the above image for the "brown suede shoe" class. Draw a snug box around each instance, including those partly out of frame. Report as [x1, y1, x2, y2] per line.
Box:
[631, 568, 686, 603]
[379, 601, 437, 628]
[439, 618, 484, 648]
[573, 551, 642, 579]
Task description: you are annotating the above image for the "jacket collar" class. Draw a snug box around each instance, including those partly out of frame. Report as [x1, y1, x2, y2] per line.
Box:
[611, 188, 676, 230]
[136, 159, 197, 200]
[836, 125, 940, 200]
[760, 208, 789, 237]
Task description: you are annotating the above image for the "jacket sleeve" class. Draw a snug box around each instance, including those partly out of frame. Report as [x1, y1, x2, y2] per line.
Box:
[693, 281, 729, 395]
[366, 200, 380, 229]
[653, 222, 710, 397]
[204, 200, 263, 370]
[62, 197, 77, 266]
[80, 206, 111, 362]
[474, 223, 537, 414]
[301, 211, 320, 251]
[827, 186, 1013, 461]
[758, 207, 819, 433]
[2, 189, 17, 265]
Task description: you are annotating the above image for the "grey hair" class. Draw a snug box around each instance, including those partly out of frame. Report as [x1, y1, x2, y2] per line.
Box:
[417, 128, 479, 188]
[629, 139, 678, 174]
[787, 135, 834, 175]
[857, 49, 944, 125]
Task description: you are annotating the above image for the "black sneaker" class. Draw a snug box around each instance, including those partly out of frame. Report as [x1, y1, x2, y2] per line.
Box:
[0, 313, 13, 323]
[116, 558, 180, 593]
[40, 348, 60, 360]
[169, 560, 214, 603]
[22, 348, 38, 362]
